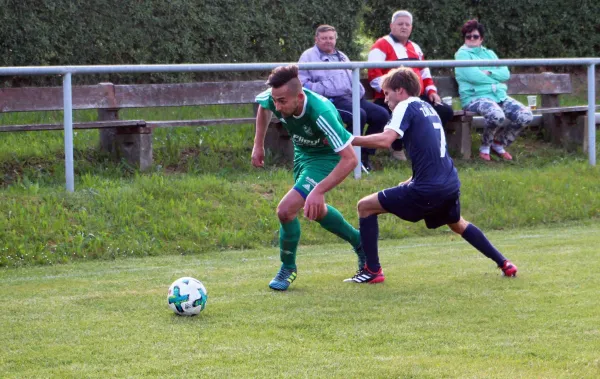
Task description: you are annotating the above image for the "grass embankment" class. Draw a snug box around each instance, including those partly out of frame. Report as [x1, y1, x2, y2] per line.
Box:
[1, 101, 599, 267]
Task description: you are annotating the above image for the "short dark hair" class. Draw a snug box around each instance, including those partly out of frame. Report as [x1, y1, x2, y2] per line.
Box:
[315, 24, 336, 37]
[381, 67, 421, 97]
[461, 19, 485, 38]
[266, 64, 300, 89]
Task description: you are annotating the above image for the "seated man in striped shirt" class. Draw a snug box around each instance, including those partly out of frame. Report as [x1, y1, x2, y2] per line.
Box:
[368, 10, 454, 161]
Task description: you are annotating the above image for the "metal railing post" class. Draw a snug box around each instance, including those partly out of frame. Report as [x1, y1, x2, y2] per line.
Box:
[352, 68, 362, 179]
[63, 73, 74, 192]
[587, 64, 596, 166]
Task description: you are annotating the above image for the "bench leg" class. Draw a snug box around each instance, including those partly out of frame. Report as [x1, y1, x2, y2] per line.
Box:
[446, 118, 472, 159]
[98, 109, 119, 153]
[264, 121, 294, 163]
[553, 113, 583, 152]
[580, 115, 599, 153]
[541, 94, 559, 142]
[115, 127, 153, 171]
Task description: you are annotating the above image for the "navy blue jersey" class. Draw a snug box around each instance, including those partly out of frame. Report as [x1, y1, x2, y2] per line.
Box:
[385, 97, 460, 196]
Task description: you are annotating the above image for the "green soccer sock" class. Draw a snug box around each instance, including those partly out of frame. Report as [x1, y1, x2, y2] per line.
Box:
[317, 205, 361, 248]
[279, 217, 301, 270]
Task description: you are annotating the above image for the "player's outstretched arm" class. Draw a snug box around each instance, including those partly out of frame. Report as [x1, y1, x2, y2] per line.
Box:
[252, 106, 273, 168]
[304, 145, 357, 220]
[352, 129, 398, 150]
[399, 176, 412, 186]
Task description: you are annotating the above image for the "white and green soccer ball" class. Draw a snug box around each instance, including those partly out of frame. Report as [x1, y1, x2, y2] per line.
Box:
[167, 277, 208, 316]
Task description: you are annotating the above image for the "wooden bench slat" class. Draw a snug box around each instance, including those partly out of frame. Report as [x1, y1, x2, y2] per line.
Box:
[0, 84, 116, 112]
[452, 110, 475, 117]
[506, 73, 572, 95]
[0, 120, 146, 132]
[114, 81, 267, 108]
[2, 73, 573, 112]
[0, 81, 268, 111]
[147, 118, 256, 128]
[532, 105, 599, 114]
[363, 73, 573, 100]
[431, 73, 572, 96]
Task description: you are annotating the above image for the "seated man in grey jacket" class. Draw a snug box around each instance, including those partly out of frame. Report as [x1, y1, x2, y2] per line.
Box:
[298, 25, 390, 171]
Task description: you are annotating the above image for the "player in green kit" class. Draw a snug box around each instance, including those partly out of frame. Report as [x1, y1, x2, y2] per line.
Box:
[253, 64, 365, 291]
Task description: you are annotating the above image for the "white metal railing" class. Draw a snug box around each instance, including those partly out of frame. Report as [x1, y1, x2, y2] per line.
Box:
[1, 57, 599, 191]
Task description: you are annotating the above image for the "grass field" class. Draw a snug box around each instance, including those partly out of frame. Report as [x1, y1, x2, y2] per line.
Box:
[0, 75, 598, 377]
[1, 222, 599, 378]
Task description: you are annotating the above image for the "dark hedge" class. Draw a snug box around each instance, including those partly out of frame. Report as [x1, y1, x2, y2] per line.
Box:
[363, 0, 600, 60]
[1, 0, 597, 86]
[0, 0, 365, 85]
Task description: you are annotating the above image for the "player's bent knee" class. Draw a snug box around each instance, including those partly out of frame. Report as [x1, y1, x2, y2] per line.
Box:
[276, 206, 297, 223]
[448, 218, 468, 234]
[357, 197, 377, 218]
[486, 117, 505, 128]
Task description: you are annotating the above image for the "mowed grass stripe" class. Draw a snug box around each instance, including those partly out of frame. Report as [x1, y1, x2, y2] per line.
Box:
[1, 223, 599, 378]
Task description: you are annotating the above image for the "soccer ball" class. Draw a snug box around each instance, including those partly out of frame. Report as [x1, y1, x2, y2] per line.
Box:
[167, 277, 208, 316]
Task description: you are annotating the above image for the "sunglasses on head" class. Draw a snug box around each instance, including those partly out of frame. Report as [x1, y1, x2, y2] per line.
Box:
[465, 34, 481, 40]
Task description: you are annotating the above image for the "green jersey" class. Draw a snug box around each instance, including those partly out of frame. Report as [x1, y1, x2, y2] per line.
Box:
[255, 88, 353, 163]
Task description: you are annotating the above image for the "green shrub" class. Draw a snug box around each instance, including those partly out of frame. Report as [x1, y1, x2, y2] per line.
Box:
[364, 0, 600, 60]
[0, 0, 365, 86]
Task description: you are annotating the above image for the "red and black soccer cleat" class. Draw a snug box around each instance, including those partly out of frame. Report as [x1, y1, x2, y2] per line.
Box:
[500, 260, 518, 277]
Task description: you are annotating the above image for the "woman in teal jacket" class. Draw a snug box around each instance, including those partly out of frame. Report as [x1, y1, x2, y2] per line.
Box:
[454, 20, 532, 161]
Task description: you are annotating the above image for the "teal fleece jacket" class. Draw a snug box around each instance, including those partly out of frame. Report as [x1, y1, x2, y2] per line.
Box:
[454, 45, 510, 108]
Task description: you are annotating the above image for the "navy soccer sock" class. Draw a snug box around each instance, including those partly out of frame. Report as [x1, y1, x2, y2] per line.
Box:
[461, 223, 506, 266]
[359, 215, 381, 272]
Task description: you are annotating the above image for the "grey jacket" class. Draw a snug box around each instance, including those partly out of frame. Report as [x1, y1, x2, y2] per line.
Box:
[298, 45, 365, 99]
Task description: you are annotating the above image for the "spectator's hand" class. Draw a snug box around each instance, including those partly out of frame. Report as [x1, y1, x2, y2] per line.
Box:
[251, 145, 265, 168]
[304, 190, 326, 221]
[429, 92, 442, 104]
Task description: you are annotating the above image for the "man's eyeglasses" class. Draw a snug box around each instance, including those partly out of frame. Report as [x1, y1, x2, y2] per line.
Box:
[465, 34, 481, 40]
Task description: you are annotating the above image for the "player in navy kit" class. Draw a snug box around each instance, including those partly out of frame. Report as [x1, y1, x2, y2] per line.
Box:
[345, 67, 517, 283]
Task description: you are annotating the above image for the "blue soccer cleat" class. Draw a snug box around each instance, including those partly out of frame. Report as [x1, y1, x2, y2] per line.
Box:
[269, 266, 297, 291]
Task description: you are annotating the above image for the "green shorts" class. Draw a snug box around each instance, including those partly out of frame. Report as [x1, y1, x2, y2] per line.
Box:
[292, 157, 339, 199]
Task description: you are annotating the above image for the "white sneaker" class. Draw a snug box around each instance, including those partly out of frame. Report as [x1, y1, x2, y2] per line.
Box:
[391, 149, 407, 161]
[491, 143, 506, 154]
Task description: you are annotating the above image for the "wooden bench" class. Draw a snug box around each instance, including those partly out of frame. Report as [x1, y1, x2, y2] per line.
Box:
[363, 72, 583, 158]
[0, 72, 593, 170]
[0, 81, 269, 170]
[531, 105, 600, 152]
[252, 73, 579, 162]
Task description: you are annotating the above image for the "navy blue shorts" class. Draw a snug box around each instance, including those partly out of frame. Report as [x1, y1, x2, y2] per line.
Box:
[378, 185, 461, 229]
